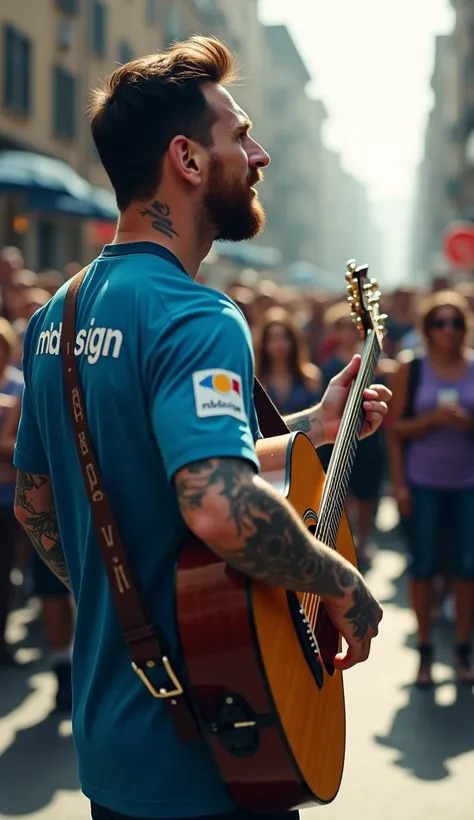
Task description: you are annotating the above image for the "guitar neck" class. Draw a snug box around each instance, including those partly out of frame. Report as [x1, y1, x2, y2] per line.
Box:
[315, 331, 381, 549]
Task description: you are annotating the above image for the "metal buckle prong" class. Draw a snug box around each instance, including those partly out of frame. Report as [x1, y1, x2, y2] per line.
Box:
[132, 656, 183, 698]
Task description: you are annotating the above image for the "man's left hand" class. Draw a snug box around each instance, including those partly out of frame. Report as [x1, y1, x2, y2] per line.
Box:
[319, 355, 392, 445]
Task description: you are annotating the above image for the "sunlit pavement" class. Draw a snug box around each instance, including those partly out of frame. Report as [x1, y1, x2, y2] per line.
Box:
[1, 497, 473, 820]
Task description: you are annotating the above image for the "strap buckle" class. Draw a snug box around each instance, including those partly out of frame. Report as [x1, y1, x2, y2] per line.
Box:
[132, 656, 183, 699]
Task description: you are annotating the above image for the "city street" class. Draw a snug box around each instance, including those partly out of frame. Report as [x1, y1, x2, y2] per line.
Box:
[1, 497, 473, 820]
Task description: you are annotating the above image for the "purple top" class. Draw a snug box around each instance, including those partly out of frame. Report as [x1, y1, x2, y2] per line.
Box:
[406, 356, 474, 489]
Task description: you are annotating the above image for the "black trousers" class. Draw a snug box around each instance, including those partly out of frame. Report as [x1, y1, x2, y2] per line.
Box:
[91, 803, 299, 820]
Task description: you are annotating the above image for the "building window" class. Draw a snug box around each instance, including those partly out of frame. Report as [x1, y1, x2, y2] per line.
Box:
[57, 0, 79, 13]
[146, 0, 158, 25]
[53, 66, 76, 139]
[3, 25, 31, 115]
[38, 220, 57, 269]
[117, 41, 134, 65]
[91, 0, 107, 56]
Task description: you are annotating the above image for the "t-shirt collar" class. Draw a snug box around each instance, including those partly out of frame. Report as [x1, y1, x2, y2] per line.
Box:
[100, 242, 188, 276]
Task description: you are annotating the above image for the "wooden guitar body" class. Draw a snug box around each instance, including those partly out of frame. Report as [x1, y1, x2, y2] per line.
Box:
[177, 431, 357, 813]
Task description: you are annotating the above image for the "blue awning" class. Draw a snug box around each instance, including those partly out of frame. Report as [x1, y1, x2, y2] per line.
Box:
[288, 261, 341, 291]
[213, 241, 282, 268]
[26, 188, 118, 221]
[0, 150, 118, 221]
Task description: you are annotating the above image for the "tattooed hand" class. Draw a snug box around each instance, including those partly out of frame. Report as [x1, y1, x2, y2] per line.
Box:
[176, 457, 382, 668]
[320, 575, 383, 671]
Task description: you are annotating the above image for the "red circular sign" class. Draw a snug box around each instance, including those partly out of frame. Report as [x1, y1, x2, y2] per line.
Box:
[443, 222, 474, 268]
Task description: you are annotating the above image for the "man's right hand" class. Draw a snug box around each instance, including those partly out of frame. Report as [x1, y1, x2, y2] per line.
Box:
[176, 455, 383, 673]
[321, 570, 383, 671]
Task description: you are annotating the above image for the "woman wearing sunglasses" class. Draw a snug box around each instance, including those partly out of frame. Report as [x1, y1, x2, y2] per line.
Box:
[388, 290, 474, 687]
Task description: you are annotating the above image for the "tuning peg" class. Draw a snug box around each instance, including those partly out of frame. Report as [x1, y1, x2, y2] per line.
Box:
[346, 259, 356, 272]
[378, 314, 388, 336]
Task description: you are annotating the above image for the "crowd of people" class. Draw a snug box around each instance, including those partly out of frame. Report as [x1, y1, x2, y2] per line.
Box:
[0, 245, 79, 710]
[1, 241, 474, 703]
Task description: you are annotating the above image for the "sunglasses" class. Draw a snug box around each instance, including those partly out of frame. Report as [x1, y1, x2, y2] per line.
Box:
[428, 317, 465, 330]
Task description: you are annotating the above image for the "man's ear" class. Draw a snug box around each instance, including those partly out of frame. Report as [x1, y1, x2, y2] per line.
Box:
[167, 136, 205, 188]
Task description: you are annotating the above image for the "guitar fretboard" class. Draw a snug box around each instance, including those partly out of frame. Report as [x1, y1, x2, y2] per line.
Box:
[314, 331, 381, 549]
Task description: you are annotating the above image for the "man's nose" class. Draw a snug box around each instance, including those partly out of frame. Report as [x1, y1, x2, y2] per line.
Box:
[249, 138, 271, 168]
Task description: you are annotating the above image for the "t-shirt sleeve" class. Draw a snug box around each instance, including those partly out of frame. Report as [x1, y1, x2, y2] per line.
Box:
[13, 383, 50, 474]
[147, 302, 259, 482]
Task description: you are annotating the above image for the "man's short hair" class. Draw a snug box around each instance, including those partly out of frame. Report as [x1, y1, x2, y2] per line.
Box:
[90, 36, 236, 211]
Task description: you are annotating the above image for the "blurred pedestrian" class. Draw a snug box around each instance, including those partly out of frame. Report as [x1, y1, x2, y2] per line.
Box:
[388, 290, 474, 686]
[254, 306, 321, 414]
[0, 318, 23, 664]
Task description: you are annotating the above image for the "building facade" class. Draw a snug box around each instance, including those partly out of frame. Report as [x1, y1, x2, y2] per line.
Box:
[410, 32, 460, 280]
[447, 0, 474, 220]
[0, 0, 206, 269]
[1, 0, 379, 282]
[258, 24, 316, 264]
[257, 24, 380, 283]
[410, 1, 474, 280]
[317, 146, 383, 280]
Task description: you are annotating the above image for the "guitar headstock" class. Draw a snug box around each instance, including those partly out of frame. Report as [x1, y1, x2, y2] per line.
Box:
[345, 259, 387, 345]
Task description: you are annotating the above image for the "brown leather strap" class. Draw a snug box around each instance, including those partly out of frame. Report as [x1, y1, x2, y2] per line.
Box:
[253, 378, 291, 437]
[60, 268, 199, 742]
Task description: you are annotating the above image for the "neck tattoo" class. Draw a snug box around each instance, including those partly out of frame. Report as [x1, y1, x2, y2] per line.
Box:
[138, 200, 179, 239]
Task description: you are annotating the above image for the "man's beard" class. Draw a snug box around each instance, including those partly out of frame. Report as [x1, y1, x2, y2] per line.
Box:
[202, 155, 266, 242]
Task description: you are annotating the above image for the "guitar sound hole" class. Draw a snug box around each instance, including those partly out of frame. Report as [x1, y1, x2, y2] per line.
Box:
[302, 512, 339, 677]
[287, 592, 324, 689]
[315, 603, 338, 677]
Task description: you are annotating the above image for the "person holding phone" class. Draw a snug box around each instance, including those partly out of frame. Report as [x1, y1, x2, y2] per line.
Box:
[388, 290, 474, 687]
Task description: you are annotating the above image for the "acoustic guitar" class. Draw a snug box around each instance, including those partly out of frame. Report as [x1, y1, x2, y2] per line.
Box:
[177, 261, 386, 813]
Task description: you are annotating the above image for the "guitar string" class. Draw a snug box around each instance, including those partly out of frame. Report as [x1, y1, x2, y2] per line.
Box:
[300, 331, 380, 595]
[320, 379, 376, 543]
[307, 296, 383, 615]
[301, 335, 380, 625]
[301, 343, 377, 626]
[301, 332, 381, 624]
[318, 335, 380, 530]
[316, 337, 380, 547]
[310, 337, 378, 555]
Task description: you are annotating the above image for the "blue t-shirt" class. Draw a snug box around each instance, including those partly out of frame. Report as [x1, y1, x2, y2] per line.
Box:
[13, 242, 261, 818]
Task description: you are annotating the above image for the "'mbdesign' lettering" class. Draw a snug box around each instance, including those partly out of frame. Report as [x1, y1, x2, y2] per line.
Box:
[36, 320, 123, 364]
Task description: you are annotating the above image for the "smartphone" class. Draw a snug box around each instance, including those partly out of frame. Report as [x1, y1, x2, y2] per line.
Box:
[437, 388, 459, 406]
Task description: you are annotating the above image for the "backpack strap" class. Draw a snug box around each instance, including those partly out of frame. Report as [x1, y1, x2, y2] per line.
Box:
[253, 378, 290, 437]
[400, 350, 423, 419]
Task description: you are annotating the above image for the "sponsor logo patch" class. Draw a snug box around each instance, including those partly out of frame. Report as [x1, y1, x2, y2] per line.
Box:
[192, 369, 246, 421]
